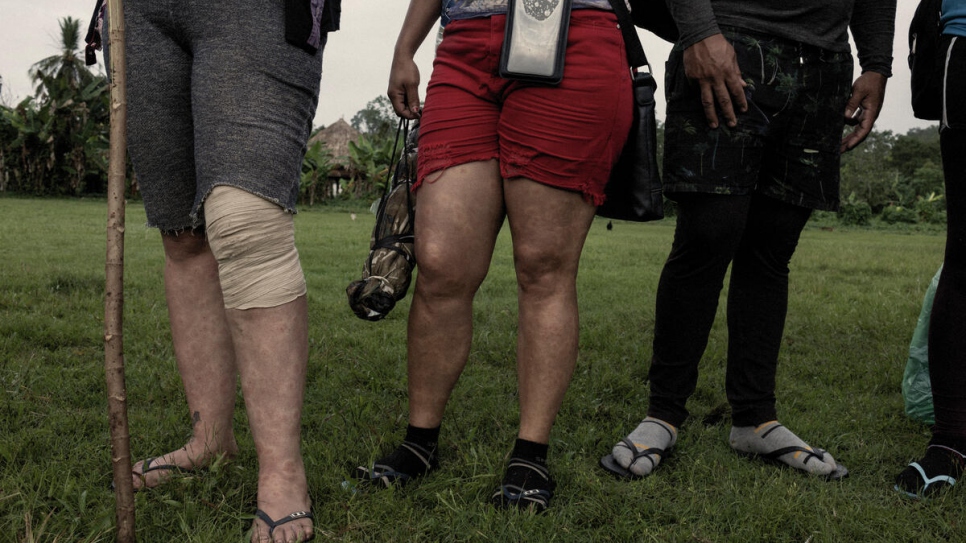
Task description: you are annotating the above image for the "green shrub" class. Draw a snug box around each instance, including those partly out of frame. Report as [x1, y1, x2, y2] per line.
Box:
[881, 204, 919, 224]
[916, 192, 947, 225]
[838, 195, 872, 226]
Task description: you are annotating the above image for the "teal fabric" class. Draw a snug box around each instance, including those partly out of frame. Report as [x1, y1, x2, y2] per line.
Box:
[943, 0, 966, 37]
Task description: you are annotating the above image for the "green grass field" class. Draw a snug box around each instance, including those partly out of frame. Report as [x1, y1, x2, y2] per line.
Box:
[0, 197, 962, 542]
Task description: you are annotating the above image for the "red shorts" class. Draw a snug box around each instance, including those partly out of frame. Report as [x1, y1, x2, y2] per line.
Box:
[416, 10, 634, 205]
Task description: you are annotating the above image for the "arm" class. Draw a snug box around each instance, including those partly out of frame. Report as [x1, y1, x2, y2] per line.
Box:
[388, 0, 440, 119]
[667, 0, 747, 128]
[840, 0, 896, 152]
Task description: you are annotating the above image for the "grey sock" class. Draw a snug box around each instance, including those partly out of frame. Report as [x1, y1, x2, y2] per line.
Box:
[729, 421, 837, 476]
[611, 417, 678, 477]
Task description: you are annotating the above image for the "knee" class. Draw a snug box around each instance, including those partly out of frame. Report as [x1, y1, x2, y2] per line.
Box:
[161, 228, 213, 265]
[203, 186, 305, 309]
[414, 241, 488, 300]
[513, 244, 576, 297]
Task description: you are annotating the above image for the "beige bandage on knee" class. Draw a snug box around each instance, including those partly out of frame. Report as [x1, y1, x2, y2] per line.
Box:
[203, 186, 306, 310]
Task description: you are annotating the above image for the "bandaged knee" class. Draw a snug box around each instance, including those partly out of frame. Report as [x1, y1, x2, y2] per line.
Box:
[203, 186, 306, 309]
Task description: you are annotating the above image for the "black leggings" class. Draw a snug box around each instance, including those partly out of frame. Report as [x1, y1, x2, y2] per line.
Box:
[927, 34, 966, 444]
[930, 125, 966, 441]
[647, 193, 812, 427]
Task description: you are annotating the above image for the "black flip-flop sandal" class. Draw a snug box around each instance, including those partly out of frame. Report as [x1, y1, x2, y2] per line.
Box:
[739, 446, 849, 480]
[254, 509, 314, 542]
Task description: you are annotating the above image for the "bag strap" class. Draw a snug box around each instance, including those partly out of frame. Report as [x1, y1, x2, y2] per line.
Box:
[381, 119, 409, 200]
[84, 0, 105, 66]
[606, 0, 649, 68]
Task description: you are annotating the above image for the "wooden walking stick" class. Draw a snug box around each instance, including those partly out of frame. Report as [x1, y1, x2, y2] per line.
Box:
[103, 0, 136, 540]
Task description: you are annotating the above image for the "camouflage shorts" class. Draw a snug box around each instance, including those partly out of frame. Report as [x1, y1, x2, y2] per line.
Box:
[662, 27, 854, 211]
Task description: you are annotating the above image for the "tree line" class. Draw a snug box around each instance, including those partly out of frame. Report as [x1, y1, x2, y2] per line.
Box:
[0, 17, 946, 225]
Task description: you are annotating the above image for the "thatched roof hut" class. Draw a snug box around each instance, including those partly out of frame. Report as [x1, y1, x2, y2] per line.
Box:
[309, 118, 360, 171]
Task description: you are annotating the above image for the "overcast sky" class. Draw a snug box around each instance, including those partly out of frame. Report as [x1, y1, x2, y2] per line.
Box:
[0, 1, 935, 135]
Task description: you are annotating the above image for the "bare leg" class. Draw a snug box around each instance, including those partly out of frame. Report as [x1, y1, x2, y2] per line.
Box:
[406, 161, 506, 428]
[504, 178, 597, 444]
[232, 296, 312, 543]
[133, 231, 239, 489]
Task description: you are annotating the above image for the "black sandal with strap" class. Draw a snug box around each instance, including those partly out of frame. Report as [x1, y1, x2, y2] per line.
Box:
[491, 458, 556, 513]
[355, 441, 437, 488]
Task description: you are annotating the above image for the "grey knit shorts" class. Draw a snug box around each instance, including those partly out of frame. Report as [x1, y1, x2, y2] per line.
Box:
[124, 0, 325, 232]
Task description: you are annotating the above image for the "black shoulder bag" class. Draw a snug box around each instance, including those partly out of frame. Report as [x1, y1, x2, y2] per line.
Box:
[909, 0, 944, 121]
[627, 0, 678, 43]
[596, 0, 664, 223]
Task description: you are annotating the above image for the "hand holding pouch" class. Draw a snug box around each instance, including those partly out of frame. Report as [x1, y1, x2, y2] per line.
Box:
[500, 0, 573, 84]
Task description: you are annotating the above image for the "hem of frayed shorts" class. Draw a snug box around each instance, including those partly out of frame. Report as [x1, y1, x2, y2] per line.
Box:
[415, 149, 499, 190]
[582, 184, 606, 207]
[151, 222, 205, 236]
[501, 157, 607, 206]
[197, 183, 298, 217]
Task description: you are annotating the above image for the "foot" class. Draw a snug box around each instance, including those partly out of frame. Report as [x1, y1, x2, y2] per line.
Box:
[491, 458, 555, 513]
[729, 421, 841, 478]
[252, 509, 314, 543]
[605, 417, 677, 478]
[355, 441, 438, 487]
[251, 468, 313, 543]
[131, 437, 238, 490]
[895, 444, 966, 498]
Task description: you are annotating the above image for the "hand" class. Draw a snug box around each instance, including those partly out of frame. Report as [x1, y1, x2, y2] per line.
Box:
[683, 33, 747, 128]
[388, 55, 422, 120]
[840, 71, 888, 153]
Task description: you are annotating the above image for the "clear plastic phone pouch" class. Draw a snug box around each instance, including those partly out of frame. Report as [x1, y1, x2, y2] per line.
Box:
[499, 0, 573, 84]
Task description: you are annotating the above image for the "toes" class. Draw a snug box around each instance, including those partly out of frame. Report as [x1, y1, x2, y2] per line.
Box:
[611, 445, 632, 469]
[271, 522, 313, 543]
[628, 454, 656, 476]
[250, 521, 272, 543]
[808, 451, 837, 476]
[611, 443, 657, 476]
[780, 448, 836, 476]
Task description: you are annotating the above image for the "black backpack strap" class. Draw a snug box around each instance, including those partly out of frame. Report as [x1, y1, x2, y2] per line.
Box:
[84, 0, 105, 66]
[606, 0, 649, 68]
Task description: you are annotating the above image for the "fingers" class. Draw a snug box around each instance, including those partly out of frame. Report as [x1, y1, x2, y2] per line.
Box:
[388, 84, 421, 120]
[703, 77, 748, 128]
[388, 58, 422, 119]
[840, 108, 875, 152]
[684, 34, 747, 129]
[699, 83, 721, 129]
[840, 72, 887, 153]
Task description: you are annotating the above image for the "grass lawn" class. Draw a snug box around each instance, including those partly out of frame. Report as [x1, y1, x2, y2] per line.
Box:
[0, 196, 962, 542]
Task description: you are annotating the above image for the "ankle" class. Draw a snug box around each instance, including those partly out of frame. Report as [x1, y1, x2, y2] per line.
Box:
[404, 424, 440, 453]
[510, 438, 549, 466]
[929, 436, 966, 459]
[181, 436, 238, 465]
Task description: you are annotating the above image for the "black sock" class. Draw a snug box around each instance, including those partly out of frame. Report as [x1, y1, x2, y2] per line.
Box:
[380, 424, 439, 476]
[896, 441, 966, 496]
[404, 424, 440, 452]
[510, 438, 548, 466]
[502, 439, 551, 490]
[921, 439, 966, 477]
[358, 425, 440, 485]
[493, 439, 554, 511]
[929, 436, 966, 457]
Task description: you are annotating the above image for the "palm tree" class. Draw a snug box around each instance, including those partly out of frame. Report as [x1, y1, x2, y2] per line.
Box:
[4, 16, 111, 195]
[29, 17, 93, 102]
